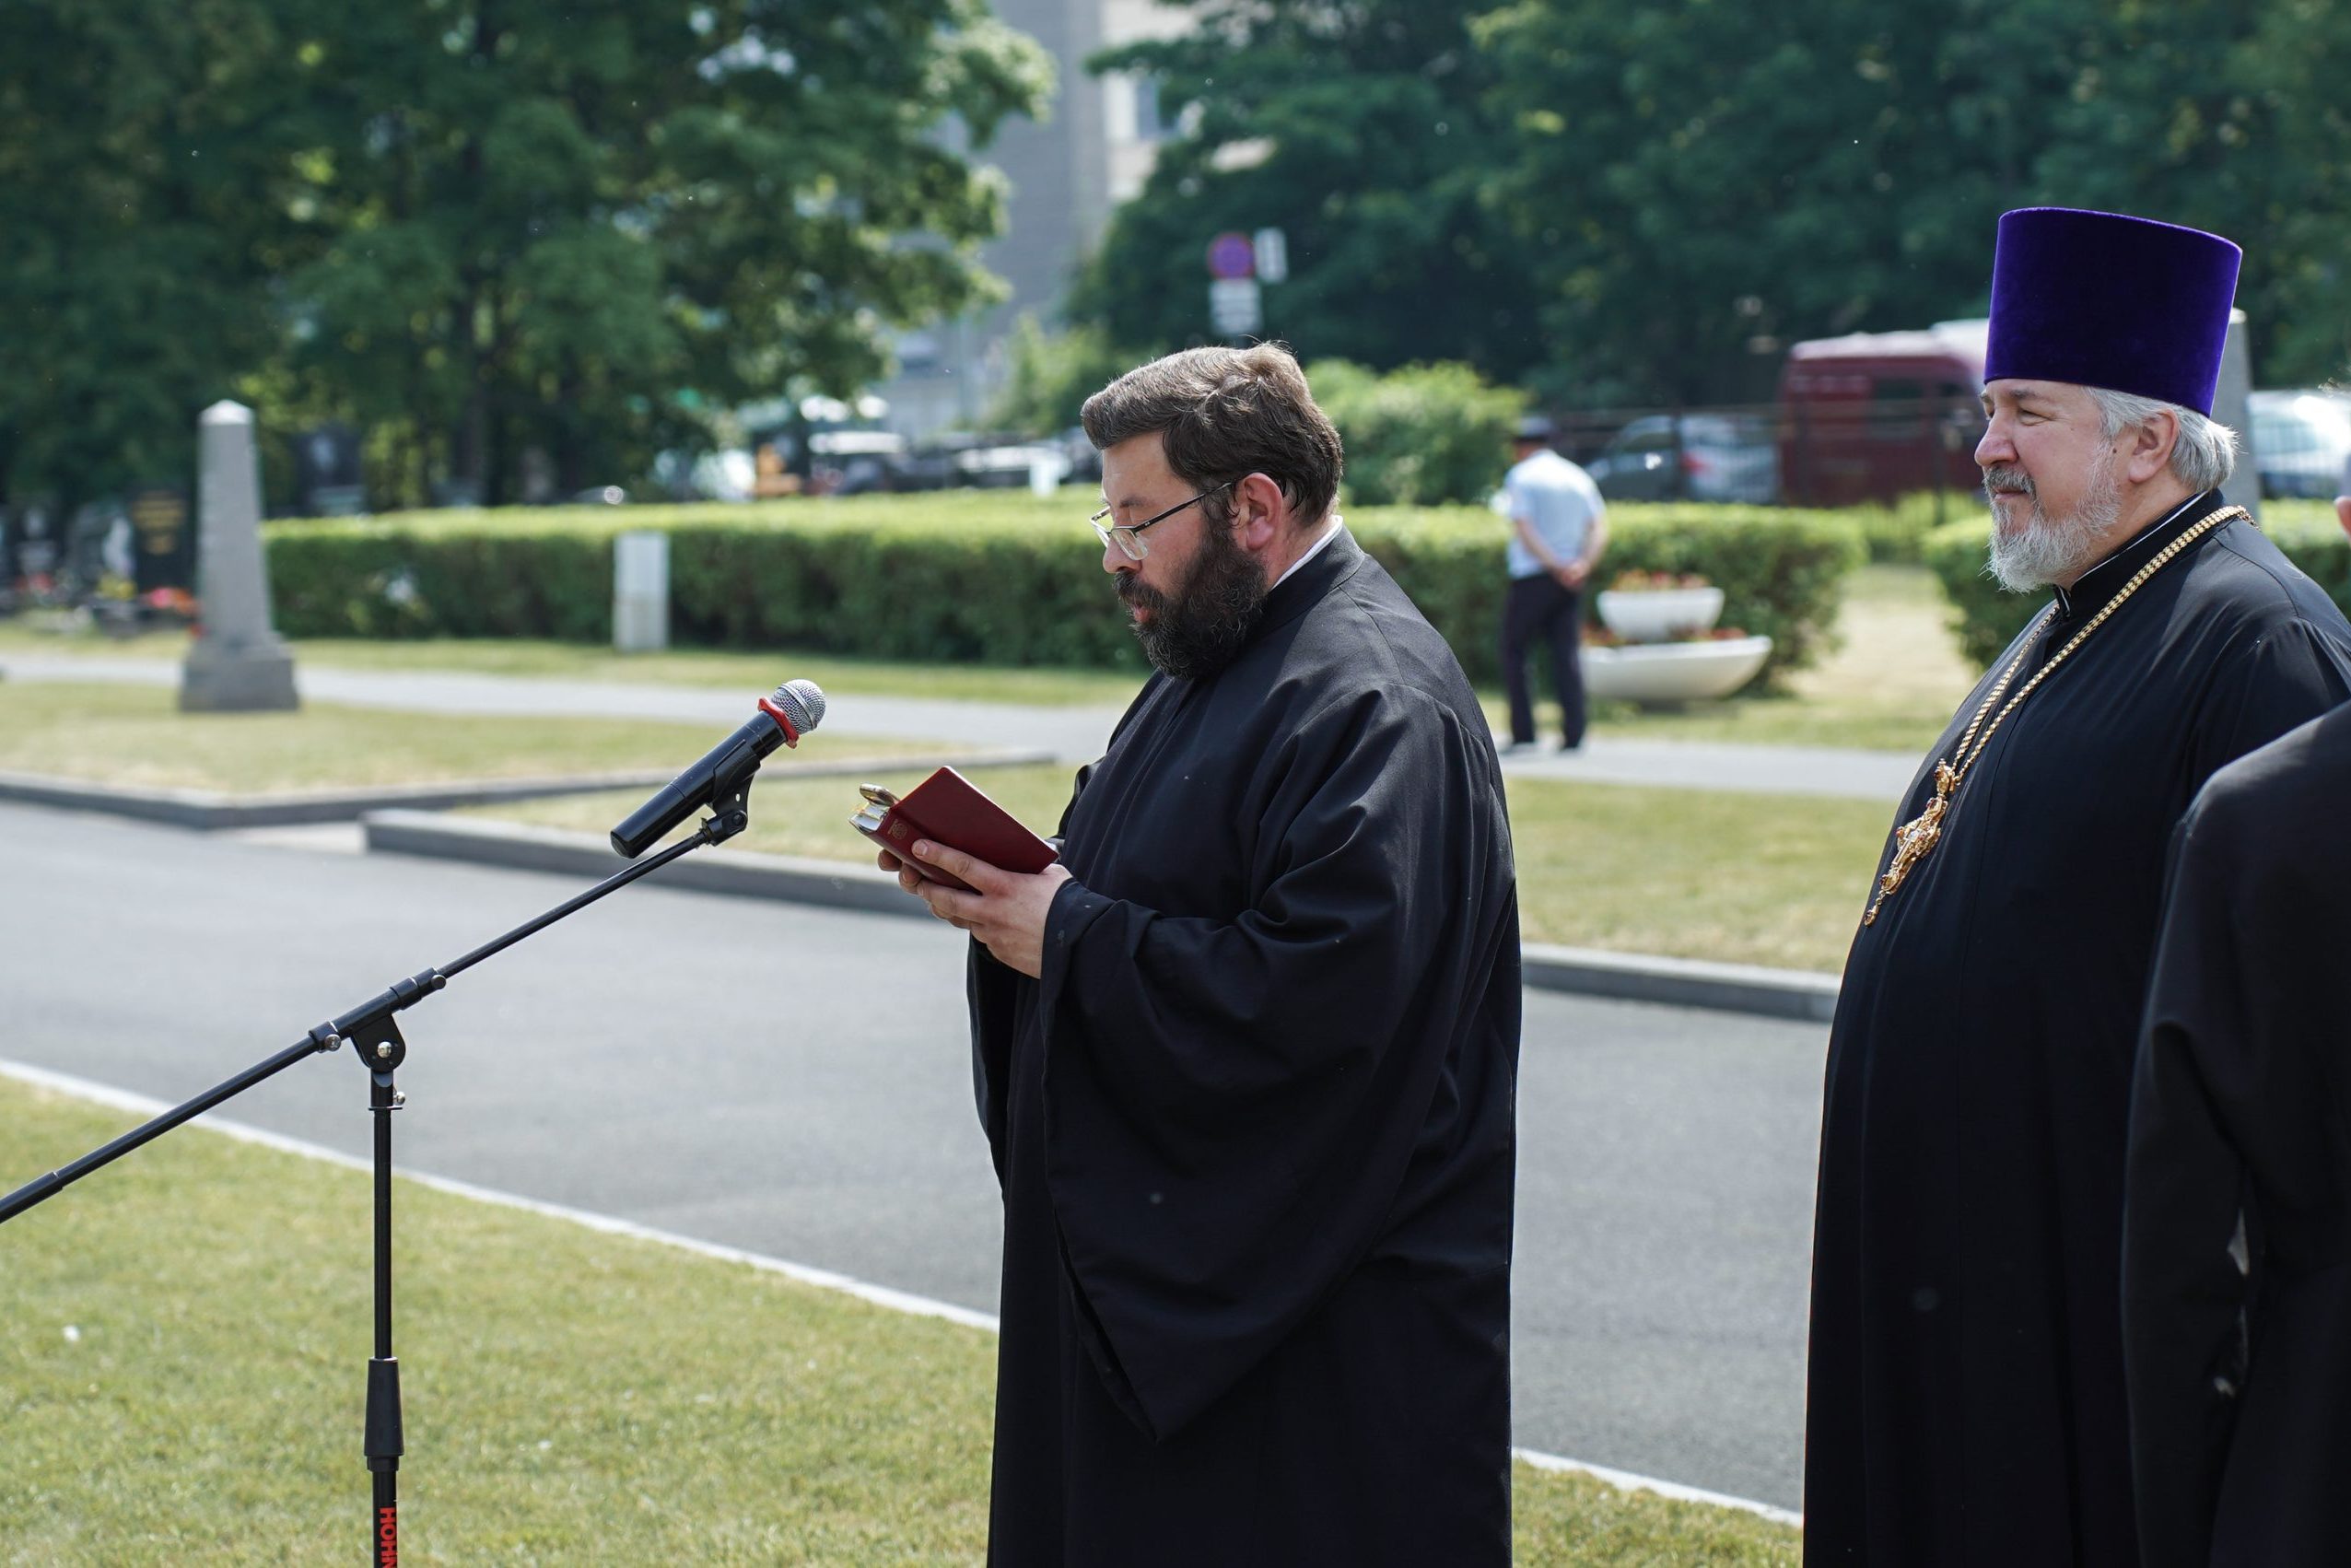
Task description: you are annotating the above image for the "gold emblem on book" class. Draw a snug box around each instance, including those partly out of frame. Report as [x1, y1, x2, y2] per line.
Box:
[852, 784, 899, 837]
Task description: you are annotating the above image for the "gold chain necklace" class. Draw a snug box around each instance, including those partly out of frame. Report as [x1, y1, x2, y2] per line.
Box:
[1862, 504, 2246, 927]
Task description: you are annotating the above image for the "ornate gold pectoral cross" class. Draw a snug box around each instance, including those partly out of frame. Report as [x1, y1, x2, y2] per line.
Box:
[1864, 762, 1957, 926]
[1852, 504, 2244, 932]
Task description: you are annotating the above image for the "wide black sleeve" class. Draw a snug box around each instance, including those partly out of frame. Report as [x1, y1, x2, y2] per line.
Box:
[1030, 685, 1503, 1440]
[2123, 779, 2343, 1566]
[966, 756, 1101, 1180]
[2123, 806, 2257, 1568]
[2188, 618, 2351, 782]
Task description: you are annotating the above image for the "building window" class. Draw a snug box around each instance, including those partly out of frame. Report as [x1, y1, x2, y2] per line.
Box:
[1129, 75, 1172, 143]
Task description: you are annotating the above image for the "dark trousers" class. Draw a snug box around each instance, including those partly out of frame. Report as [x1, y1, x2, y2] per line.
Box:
[1502, 573, 1585, 747]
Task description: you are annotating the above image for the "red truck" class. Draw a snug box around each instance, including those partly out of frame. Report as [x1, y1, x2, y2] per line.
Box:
[1778, 321, 1987, 507]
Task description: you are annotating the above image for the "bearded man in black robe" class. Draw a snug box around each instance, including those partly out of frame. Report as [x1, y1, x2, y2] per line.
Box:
[2121, 491, 2351, 1568]
[1805, 208, 2351, 1566]
[878, 345, 1519, 1566]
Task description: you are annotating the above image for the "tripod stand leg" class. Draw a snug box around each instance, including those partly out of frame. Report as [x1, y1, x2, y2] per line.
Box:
[363, 1039, 405, 1564]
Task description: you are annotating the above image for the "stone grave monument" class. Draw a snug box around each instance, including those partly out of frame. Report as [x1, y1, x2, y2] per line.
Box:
[181, 401, 299, 712]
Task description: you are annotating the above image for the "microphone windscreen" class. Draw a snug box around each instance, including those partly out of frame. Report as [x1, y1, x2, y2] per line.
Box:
[770, 679, 826, 735]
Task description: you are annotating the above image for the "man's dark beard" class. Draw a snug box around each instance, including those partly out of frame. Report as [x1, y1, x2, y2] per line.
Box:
[1117, 516, 1269, 680]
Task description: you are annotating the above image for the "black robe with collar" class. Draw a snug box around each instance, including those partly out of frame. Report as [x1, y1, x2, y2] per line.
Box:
[1805, 494, 2351, 1565]
[2124, 700, 2351, 1568]
[967, 529, 1520, 1567]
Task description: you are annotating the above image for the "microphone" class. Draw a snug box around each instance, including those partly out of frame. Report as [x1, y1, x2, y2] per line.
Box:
[609, 679, 826, 858]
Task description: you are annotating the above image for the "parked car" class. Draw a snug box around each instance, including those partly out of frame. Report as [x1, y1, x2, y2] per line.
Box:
[2246, 390, 2351, 498]
[1584, 413, 1779, 504]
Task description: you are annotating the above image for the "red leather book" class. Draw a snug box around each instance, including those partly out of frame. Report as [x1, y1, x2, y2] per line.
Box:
[851, 767, 1058, 893]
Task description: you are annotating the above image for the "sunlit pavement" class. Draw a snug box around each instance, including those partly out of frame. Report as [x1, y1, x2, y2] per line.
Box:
[0, 801, 1820, 1508]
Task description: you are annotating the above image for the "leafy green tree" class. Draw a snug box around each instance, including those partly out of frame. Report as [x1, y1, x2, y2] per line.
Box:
[1480, 0, 2351, 404]
[985, 314, 1154, 437]
[1070, 0, 1544, 382]
[0, 1, 1050, 515]
[2230, 1, 2351, 384]
[0, 0, 334, 517]
[1476, 0, 2108, 406]
[2029, 0, 2351, 385]
[1309, 360, 1526, 506]
[279, 0, 1051, 506]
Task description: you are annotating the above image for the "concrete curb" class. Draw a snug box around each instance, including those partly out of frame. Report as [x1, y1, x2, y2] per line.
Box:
[363, 810, 922, 920]
[362, 811, 1843, 1021]
[0, 750, 1053, 832]
[1521, 943, 1839, 1023]
[0, 767, 674, 831]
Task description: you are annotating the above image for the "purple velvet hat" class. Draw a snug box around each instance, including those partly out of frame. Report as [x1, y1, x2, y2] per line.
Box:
[1983, 207, 2242, 415]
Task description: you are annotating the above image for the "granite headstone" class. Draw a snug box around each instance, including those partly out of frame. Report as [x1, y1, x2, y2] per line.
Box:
[180, 401, 299, 711]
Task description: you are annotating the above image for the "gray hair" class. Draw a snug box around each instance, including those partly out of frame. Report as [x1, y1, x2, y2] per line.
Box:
[2086, 387, 2238, 491]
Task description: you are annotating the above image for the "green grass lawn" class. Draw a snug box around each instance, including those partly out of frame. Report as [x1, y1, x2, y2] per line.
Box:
[4, 564, 1978, 754]
[1, 565, 1972, 753]
[473, 763, 1888, 973]
[0, 1078, 1800, 1564]
[0, 682, 942, 793]
[0, 618, 1144, 709]
[1494, 565, 1977, 755]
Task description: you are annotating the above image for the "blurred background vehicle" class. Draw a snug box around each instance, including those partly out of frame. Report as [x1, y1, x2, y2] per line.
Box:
[1774, 322, 1985, 507]
[1584, 413, 1779, 504]
[2245, 390, 2351, 498]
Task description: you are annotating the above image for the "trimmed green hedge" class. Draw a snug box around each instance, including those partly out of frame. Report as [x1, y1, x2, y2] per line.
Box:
[1311, 360, 1527, 507]
[263, 494, 1866, 688]
[1847, 493, 1965, 564]
[1922, 499, 2351, 667]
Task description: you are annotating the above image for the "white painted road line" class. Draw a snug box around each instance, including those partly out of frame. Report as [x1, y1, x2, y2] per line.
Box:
[0, 1056, 1800, 1530]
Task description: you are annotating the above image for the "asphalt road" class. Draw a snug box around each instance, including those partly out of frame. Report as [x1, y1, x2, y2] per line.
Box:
[0, 802, 1825, 1510]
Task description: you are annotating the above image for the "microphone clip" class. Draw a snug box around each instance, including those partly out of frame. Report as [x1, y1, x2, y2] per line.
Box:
[697, 748, 762, 848]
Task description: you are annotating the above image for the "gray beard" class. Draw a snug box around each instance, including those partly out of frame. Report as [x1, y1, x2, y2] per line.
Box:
[1984, 458, 2123, 593]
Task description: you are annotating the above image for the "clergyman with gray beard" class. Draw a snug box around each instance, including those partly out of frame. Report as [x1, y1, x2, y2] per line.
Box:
[1806, 207, 2351, 1566]
[872, 344, 1520, 1566]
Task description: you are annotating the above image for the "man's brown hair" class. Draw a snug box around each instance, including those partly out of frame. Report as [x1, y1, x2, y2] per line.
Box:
[1081, 345, 1344, 529]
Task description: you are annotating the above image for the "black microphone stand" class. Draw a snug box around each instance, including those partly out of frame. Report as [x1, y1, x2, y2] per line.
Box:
[0, 758, 767, 1565]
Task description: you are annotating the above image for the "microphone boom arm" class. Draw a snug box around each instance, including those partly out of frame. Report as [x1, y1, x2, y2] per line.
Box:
[0, 776, 769, 1565]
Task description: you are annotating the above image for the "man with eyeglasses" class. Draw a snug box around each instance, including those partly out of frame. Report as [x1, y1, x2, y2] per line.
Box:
[877, 344, 1519, 1565]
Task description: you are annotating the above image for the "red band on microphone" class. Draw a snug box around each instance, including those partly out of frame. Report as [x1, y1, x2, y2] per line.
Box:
[757, 696, 801, 746]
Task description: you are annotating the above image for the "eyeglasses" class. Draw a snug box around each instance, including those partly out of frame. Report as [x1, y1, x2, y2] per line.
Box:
[1089, 481, 1234, 562]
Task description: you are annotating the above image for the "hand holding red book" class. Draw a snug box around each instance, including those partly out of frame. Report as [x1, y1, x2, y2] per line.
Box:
[851, 767, 1058, 893]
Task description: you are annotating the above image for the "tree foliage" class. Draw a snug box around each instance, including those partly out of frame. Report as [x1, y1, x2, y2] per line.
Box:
[1082, 0, 2351, 407]
[1309, 360, 1526, 506]
[1476, 0, 2103, 404]
[1070, 0, 1545, 383]
[0, 0, 333, 513]
[0, 0, 1050, 511]
[985, 314, 1150, 437]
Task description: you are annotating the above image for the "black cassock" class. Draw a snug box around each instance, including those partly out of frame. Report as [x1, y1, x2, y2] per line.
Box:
[2124, 702, 2351, 1568]
[1806, 495, 2351, 1566]
[967, 530, 1520, 1566]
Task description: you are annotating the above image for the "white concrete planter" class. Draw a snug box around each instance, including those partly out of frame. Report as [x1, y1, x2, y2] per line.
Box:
[1597, 586, 1725, 642]
[1584, 635, 1773, 705]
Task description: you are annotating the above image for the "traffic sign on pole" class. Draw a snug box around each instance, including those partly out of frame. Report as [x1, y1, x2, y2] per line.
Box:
[1251, 228, 1289, 284]
[1209, 278, 1263, 335]
[1206, 231, 1257, 281]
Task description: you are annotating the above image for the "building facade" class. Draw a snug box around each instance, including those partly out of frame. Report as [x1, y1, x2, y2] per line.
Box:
[881, 0, 1187, 438]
